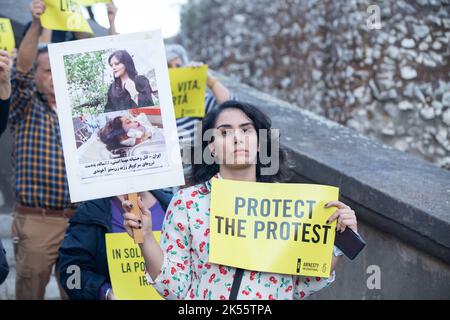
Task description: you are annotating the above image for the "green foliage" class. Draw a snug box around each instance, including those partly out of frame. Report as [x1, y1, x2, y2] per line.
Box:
[64, 49, 113, 117]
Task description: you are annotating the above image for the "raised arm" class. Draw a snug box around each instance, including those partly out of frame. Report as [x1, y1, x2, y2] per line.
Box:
[123, 197, 164, 281]
[0, 50, 11, 100]
[107, 1, 118, 35]
[0, 50, 11, 135]
[123, 191, 193, 299]
[207, 72, 230, 104]
[187, 61, 231, 104]
[16, 0, 45, 74]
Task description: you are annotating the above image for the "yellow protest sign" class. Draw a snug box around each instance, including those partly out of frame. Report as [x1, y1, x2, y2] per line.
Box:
[210, 179, 339, 278]
[0, 18, 15, 54]
[105, 232, 163, 300]
[41, 0, 93, 33]
[78, 0, 111, 6]
[169, 65, 207, 118]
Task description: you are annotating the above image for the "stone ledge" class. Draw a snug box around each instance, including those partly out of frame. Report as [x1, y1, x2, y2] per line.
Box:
[218, 73, 450, 265]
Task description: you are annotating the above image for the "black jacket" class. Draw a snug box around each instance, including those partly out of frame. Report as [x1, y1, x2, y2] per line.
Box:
[0, 98, 10, 285]
[0, 98, 10, 136]
[58, 190, 172, 300]
[0, 239, 9, 285]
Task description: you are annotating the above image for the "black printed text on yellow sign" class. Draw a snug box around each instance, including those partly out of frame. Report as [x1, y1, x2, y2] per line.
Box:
[210, 179, 339, 277]
[0, 18, 15, 54]
[105, 232, 163, 300]
[169, 65, 208, 118]
[41, 0, 93, 33]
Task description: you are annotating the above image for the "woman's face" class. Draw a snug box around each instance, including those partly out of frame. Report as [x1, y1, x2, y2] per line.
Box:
[110, 56, 127, 78]
[208, 108, 259, 167]
[168, 57, 183, 68]
[121, 116, 140, 131]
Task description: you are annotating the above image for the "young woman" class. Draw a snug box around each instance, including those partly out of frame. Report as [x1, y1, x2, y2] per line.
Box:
[123, 101, 358, 300]
[104, 50, 155, 112]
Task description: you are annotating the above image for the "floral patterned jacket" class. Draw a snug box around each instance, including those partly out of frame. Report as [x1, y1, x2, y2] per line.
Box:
[150, 175, 336, 300]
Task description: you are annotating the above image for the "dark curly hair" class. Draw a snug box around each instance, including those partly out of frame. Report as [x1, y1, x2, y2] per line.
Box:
[97, 116, 128, 156]
[188, 100, 289, 185]
[134, 75, 155, 107]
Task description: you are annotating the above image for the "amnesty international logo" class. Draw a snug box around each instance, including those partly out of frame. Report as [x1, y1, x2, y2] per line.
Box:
[296, 258, 302, 273]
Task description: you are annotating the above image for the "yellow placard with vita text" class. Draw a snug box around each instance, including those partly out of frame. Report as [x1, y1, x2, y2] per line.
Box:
[0, 18, 15, 54]
[41, 0, 93, 33]
[78, 0, 111, 6]
[169, 65, 207, 118]
[210, 179, 339, 278]
[105, 232, 163, 300]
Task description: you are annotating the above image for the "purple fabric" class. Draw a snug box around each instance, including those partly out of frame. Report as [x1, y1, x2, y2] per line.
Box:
[102, 197, 165, 299]
[111, 198, 126, 233]
[150, 201, 165, 231]
[99, 282, 112, 300]
[99, 198, 125, 299]
[110, 197, 165, 232]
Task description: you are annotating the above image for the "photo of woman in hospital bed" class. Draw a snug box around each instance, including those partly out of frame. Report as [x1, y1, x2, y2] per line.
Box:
[98, 112, 156, 158]
[74, 107, 167, 164]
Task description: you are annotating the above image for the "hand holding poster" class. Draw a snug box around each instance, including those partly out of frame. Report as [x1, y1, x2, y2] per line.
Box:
[0, 18, 15, 54]
[41, 0, 93, 33]
[210, 179, 339, 278]
[48, 31, 184, 202]
[169, 65, 207, 118]
[106, 232, 162, 300]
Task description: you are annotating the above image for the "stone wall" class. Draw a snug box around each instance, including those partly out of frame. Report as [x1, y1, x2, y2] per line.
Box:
[216, 72, 450, 299]
[177, 0, 450, 168]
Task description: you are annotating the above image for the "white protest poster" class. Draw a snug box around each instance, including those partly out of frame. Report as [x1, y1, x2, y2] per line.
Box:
[49, 31, 184, 202]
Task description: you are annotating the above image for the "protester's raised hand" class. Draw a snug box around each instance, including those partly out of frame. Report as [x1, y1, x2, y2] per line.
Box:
[187, 61, 220, 88]
[187, 61, 204, 68]
[107, 1, 118, 23]
[122, 196, 153, 239]
[325, 201, 358, 233]
[29, 0, 46, 21]
[0, 50, 11, 100]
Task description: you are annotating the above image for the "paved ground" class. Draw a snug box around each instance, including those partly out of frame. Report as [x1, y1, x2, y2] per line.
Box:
[0, 213, 60, 300]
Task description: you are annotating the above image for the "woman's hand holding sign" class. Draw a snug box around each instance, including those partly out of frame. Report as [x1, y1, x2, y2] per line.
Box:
[326, 200, 358, 274]
[325, 201, 358, 233]
[122, 196, 164, 281]
[122, 196, 152, 237]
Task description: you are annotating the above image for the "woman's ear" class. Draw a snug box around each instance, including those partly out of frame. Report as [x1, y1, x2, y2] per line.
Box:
[207, 143, 215, 157]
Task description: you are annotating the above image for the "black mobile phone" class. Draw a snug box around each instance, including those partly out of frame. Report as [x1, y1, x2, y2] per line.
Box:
[334, 228, 366, 260]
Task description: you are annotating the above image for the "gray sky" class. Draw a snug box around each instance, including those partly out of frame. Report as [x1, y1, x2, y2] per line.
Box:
[90, 0, 187, 38]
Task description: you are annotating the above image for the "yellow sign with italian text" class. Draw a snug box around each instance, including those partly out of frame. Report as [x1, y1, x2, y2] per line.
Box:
[105, 232, 163, 300]
[0, 18, 15, 54]
[41, 0, 93, 33]
[210, 179, 339, 278]
[169, 65, 207, 118]
[79, 0, 111, 6]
